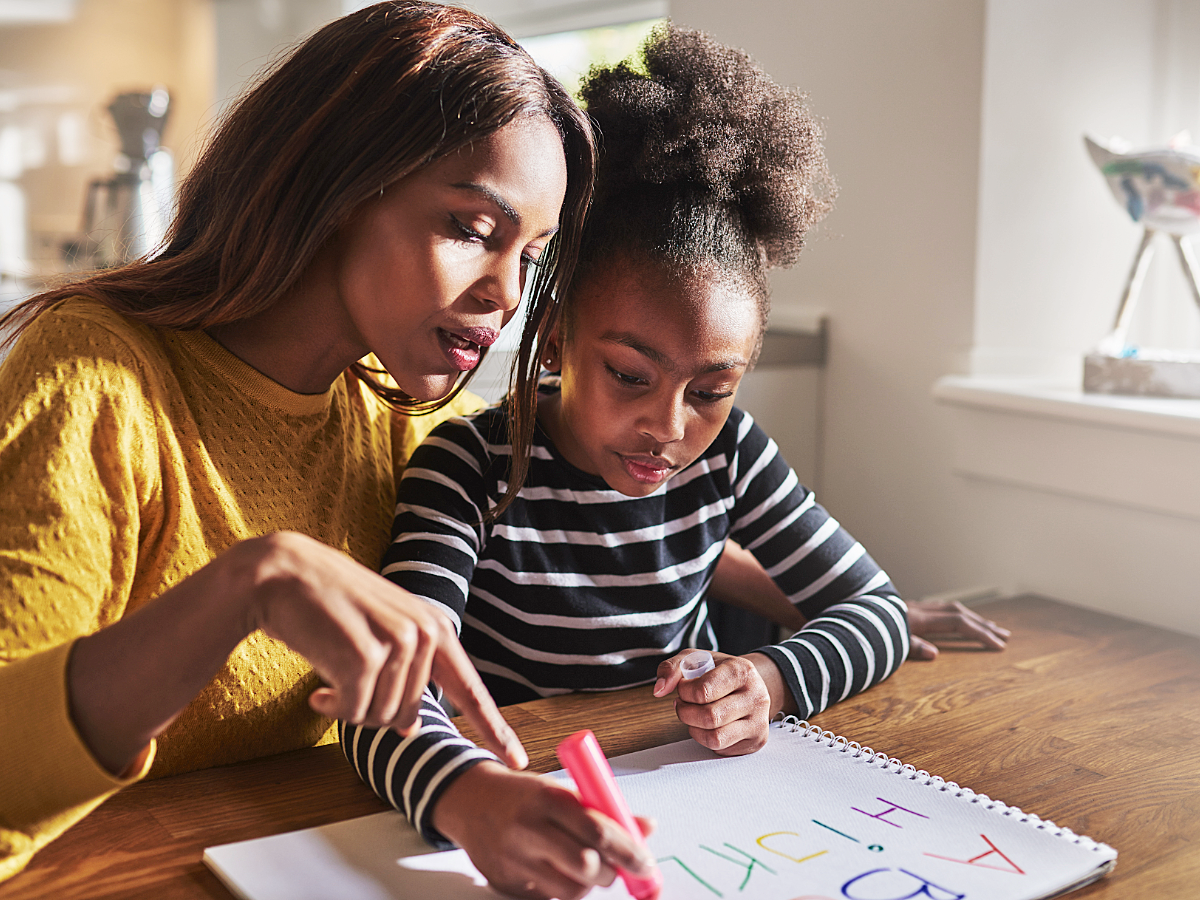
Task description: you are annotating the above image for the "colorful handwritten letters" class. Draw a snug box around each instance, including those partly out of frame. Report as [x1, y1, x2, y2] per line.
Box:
[648, 790, 1019, 899]
[597, 727, 1113, 900]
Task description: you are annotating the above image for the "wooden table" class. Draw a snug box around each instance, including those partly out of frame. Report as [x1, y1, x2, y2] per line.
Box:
[2, 595, 1197, 899]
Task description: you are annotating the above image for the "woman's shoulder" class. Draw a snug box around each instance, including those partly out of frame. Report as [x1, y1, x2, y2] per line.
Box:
[10, 295, 164, 369]
[0, 297, 171, 474]
[2, 297, 175, 401]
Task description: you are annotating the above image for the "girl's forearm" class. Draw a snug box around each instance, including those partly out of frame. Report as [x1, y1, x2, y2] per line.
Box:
[709, 541, 807, 630]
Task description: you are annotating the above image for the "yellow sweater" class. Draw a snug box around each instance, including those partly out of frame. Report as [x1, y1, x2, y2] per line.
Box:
[0, 298, 483, 882]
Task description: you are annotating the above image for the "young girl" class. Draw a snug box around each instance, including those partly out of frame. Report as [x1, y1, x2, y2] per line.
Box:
[342, 24, 908, 900]
[0, 1, 596, 883]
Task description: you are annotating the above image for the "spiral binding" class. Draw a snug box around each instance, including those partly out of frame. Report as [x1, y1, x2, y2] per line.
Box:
[774, 716, 1113, 854]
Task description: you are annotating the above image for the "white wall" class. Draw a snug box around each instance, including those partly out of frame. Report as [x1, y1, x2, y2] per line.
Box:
[672, 0, 1200, 635]
[671, 0, 989, 602]
[212, 0, 345, 113]
[953, 0, 1200, 636]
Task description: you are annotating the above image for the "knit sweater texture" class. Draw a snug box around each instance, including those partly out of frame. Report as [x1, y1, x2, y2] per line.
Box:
[0, 297, 479, 882]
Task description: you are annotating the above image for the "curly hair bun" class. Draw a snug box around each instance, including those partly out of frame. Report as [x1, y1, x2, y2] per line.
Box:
[579, 23, 835, 273]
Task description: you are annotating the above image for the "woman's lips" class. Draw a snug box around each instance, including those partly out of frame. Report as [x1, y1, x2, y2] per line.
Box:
[620, 454, 675, 485]
[437, 327, 498, 372]
[457, 326, 499, 348]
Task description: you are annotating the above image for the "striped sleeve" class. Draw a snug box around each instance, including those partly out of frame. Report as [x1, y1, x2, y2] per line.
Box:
[725, 410, 909, 718]
[381, 414, 505, 628]
[339, 414, 506, 846]
[338, 690, 498, 847]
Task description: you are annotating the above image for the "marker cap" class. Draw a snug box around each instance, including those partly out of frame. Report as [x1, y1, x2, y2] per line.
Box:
[680, 650, 716, 680]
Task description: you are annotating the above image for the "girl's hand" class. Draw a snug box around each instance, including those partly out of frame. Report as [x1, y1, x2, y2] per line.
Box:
[906, 599, 1011, 660]
[431, 762, 657, 900]
[654, 650, 784, 756]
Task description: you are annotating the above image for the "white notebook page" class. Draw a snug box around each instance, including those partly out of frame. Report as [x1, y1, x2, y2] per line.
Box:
[204, 721, 1116, 900]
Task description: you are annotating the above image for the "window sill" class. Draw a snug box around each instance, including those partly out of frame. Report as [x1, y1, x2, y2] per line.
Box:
[933, 375, 1200, 521]
[933, 375, 1200, 439]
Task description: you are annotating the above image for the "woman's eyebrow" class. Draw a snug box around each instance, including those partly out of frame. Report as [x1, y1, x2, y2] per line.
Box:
[451, 182, 561, 238]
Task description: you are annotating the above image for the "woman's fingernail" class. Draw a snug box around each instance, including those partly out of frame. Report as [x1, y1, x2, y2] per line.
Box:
[653, 678, 666, 695]
[506, 734, 528, 769]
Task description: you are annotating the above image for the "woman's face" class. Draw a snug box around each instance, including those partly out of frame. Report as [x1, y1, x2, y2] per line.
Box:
[333, 116, 568, 401]
[540, 262, 762, 497]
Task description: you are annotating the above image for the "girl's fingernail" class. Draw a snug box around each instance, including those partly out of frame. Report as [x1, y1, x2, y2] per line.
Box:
[653, 678, 666, 695]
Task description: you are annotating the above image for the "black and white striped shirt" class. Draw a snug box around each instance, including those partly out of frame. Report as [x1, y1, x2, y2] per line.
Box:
[342, 388, 908, 845]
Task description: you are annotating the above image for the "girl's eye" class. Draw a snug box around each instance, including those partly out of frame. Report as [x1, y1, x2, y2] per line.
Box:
[521, 251, 542, 270]
[693, 388, 735, 403]
[606, 364, 646, 387]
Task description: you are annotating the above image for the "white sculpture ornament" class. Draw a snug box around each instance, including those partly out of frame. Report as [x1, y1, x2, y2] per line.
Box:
[1084, 134, 1200, 356]
[1083, 134, 1200, 398]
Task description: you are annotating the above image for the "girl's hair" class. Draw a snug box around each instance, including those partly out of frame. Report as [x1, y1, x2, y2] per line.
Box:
[569, 23, 834, 359]
[0, 0, 595, 512]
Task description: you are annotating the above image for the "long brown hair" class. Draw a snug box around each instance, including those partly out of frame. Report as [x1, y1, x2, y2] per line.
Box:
[0, 0, 594, 513]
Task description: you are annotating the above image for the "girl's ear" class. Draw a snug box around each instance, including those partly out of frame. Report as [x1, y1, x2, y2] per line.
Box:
[542, 332, 562, 373]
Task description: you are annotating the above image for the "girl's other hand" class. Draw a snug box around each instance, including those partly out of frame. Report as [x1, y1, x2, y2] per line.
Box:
[906, 598, 1011, 660]
[431, 762, 657, 900]
[654, 650, 779, 756]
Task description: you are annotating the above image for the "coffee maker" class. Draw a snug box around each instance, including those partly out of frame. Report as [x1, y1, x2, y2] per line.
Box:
[71, 88, 174, 269]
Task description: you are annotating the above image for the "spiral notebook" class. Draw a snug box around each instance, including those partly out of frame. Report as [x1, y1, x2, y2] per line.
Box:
[204, 718, 1117, 900]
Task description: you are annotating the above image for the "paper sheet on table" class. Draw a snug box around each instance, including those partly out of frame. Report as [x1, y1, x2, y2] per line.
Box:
[204, 725, 1115, 900]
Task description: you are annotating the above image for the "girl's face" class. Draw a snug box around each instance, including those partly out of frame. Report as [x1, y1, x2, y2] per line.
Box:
[332, 116, 568, 402]
[540, 262, 761, 497]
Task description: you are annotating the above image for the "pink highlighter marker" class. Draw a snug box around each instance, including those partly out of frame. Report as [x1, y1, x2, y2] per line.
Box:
[556, 730, 663, 900]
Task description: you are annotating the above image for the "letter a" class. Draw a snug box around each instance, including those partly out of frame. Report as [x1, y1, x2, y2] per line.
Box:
[925, 834, 1026, 874]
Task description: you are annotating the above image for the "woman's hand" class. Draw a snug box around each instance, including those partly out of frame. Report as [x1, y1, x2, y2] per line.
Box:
[906, 599, 1010, 660]
[432, 762, 657, 900]
[68, 532, 525, 776]
[654, 650, 786, 756]
[243, 533, 524, 761]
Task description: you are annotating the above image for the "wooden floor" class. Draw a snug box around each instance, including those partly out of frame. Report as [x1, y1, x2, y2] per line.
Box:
[1, 594, 1198, 898]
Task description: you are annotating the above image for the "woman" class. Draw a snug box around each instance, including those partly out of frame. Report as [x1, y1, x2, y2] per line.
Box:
[0, 0, 593, 882]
